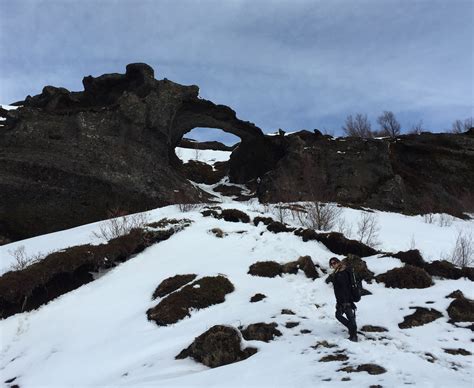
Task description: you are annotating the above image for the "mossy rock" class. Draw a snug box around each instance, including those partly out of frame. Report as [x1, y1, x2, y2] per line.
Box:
[240, 322, 282, 342]
[147, 275, 234, 325]
[220, 209, 250, 223]
[176, 325, 257, 368]
[152, 274, 197, 299]
[248, 261, 282, 278]
[391, 249, 426, 267]
[398, 307, 443, 329]
[447, 296, 474, 322]
[376, 265, 432, 289]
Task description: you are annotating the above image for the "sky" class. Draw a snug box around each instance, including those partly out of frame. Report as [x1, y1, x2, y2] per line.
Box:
[1, 0, 473, 143]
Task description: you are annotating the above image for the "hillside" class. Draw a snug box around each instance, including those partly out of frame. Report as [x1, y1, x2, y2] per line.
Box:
[1, 148, 472, 387]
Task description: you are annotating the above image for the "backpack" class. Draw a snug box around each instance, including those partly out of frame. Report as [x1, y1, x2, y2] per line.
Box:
[349, 268, 362, 303]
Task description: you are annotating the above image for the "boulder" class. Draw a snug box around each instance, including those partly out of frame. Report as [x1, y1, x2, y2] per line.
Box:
[447, 295, 474, 322]
[248, 261, 282, 278]
[147, 276, 234, 325]
[250, 293, 266, 303]
[376, 265, 432, 289]
[219, 209, 250, 223]
[391, 250, 426, 268]
[240, 322, 282, 342]
[398, 307, 443, 329]
[176, 325, 257, 368]
[152, 274, 197, 299]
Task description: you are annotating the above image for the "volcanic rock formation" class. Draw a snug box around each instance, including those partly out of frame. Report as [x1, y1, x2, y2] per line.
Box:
[1, 63, 473, 240]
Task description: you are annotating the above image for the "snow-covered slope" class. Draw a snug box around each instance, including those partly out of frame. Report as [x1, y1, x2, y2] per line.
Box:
[1, 199, 472, 387]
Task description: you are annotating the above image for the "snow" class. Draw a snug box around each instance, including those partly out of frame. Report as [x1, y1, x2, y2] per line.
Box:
[0, 199, 472, 387]
[0, 104, 19, 111]
[0, 150, 473, 387]
[175, 147, 231, 164]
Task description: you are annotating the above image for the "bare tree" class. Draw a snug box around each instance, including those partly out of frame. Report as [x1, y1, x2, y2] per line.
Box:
[342, 113, 373, 138]
[409, 120, 425, 135]
[377, 111, 401, 137]
[356, 212, 380, 248]
[451, 117, 473, 133]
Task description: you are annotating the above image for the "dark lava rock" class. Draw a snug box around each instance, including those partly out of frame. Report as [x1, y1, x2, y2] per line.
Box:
[248, 261, 282, 278]
[281, 256, 319, 280]
[300, 329, 312, 334]
[213, 184, 244, 197]
[285, 321, 300, 328]
[256, 130, 474, 218]
[219, 209, 250, 223]
[281, 309, 296, 315]
[360, 325, 388, 332]
[253, 216, 274, 226]
[210, 228, 226, 238]
[147, 276, 234, 325]
[250, 293, 266, 302]
[175, 325, 257, 368]
[1, 63, 265, 241]
[319, 353, 349, 362]
[266, 221, 295, 234]
[240, 322, 282, 342]
[294, 229, 377, 257]
[343, 254, 375, 282]
[182, 160, 226, 185]
[152, 274, 197, 299]
[296, 256, 319, 280]
[312, 340, 338, 349]
[0, 228, 174, 319]
[339, 364, 387, 375]
[398, 307, 443, 329]
[443, 348, 472, 356]
[446, 290, 465, 299]
[391, 250, 426, 268]
[201, 209, 220, 218]
[376, 265, 433, 289]
[424, 260, 469, 280]
[179, 138, 235, 152]
[447, 295, 474, 322]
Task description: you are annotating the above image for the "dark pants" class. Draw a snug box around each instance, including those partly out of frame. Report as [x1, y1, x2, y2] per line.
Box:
[335, 302, 357, 335]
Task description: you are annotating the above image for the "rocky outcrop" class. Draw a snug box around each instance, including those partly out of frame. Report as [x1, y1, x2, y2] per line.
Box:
[255, 130, 474, 217]
[2, 63, 472, 240]
[176, 325, 257, 368]
[0, 64, 265, 240]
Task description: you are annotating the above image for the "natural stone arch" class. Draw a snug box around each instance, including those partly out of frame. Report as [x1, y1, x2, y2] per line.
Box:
[169, 98, 264, 148]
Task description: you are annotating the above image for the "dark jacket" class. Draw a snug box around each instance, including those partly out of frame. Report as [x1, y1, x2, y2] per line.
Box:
[326, 266, 354, 304]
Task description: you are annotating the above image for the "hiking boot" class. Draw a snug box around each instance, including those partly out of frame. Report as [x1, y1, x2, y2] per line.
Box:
[349, 334, 358, 342]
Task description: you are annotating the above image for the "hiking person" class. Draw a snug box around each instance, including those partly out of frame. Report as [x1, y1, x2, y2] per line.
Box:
[325, 257, 358, 342]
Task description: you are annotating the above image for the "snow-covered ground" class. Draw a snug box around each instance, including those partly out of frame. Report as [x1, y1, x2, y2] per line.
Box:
[0, 148, 472, 387]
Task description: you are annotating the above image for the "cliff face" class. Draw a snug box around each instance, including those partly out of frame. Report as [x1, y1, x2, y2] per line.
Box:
[1, 63, 472, 241]
[254, 130, 474, 217]
[0, 63, 264, 240]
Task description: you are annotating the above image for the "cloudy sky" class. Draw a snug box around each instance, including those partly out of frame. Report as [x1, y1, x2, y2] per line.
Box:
[1, 0, 472, 143]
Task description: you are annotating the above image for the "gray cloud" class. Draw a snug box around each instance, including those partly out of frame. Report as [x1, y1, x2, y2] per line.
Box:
[1, 0, 472, 142]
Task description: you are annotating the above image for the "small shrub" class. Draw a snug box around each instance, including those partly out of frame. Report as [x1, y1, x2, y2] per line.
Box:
[92, 211, 149, 241]
[447, 230, 473, 267]
[8, 245, 45, 271]
[356, 212, 380, 248]
[294, 202, 342, 231]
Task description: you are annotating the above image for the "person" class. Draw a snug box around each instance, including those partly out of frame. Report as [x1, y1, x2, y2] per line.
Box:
[325, 257, 358, 342]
